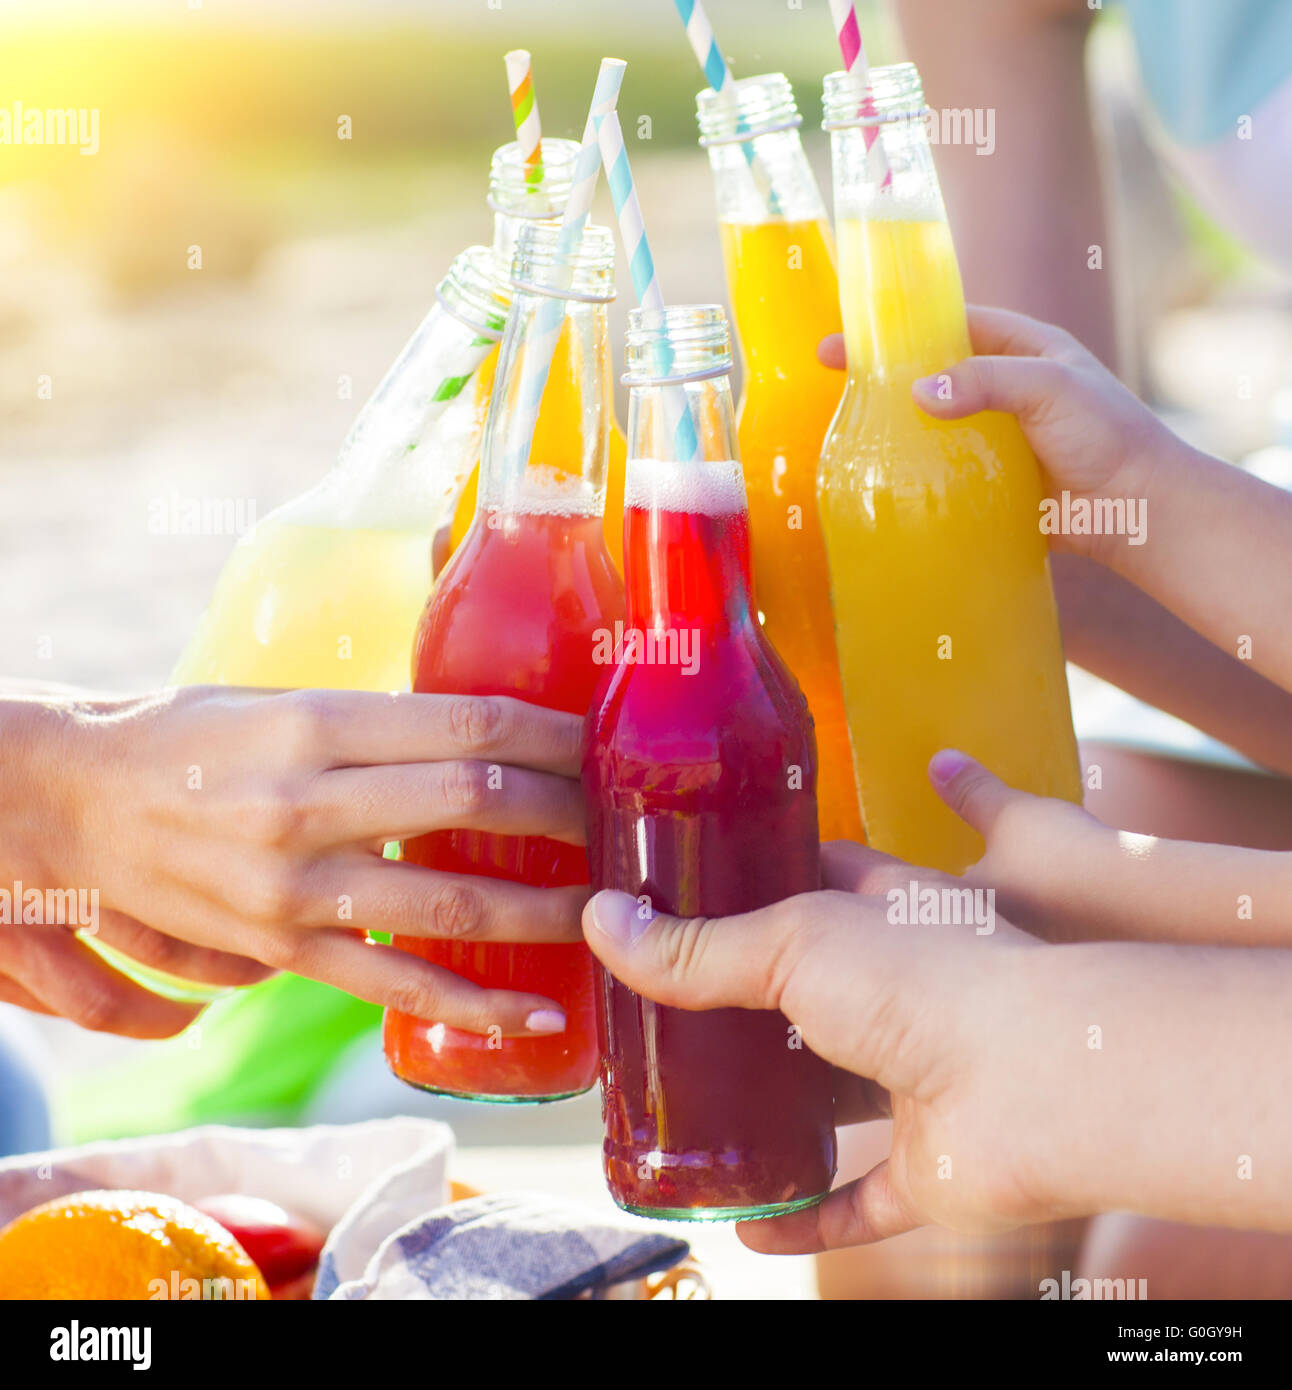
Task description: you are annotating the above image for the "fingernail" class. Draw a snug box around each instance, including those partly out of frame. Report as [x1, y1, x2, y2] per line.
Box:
[912, 374, 941, 403]
[589, 890, 653, 946]
[928, 748, 972, 787]
[524, 1008, 566, 1035]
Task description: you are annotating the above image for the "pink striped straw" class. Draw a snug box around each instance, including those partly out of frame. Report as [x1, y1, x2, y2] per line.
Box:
[827, 0, 892, 189]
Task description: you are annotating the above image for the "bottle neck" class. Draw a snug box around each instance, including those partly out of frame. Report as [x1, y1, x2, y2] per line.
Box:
[827, 72, 972, 384]
[327, 283, 501, 528]
[836, 205, 971, 384]
[492, 208, 551, 277]
[710, 128, 838, 380]
[707, 126, 826, 225]
[624, 378, 754, 632]
[479, 289, 611, 516]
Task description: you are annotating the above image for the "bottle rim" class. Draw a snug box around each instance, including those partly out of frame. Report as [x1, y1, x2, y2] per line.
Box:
[622, 303, 732, 385]
[436, 245, 508, 340]
[509, 220, 617, 303]
[821, 61, 929, 130]
[487, 137, 582, 219]
[696, 72, 803, 148]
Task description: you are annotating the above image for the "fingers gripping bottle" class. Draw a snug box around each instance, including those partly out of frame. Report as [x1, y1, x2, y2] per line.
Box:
[584, 305, 837, 1220]
[93, 246, 508, 1004]
[384, 220, 625, 1102]
[818, 63, 1082, 875]
[697, 73, 863, 845]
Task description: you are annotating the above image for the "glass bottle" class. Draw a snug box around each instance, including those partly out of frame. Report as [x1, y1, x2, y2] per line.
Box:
[385, 219, 625, 1102]
[584, 304, 837, 1219]
[445, 140, 630, 572]
[698, 74, 862, 844]
[818, 62, 1081, 874]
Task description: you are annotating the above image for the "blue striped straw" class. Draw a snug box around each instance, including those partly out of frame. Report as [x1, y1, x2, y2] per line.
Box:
[671, 0, 782, 216]
[505, 57, 626, 478]
[596, 105, 701, 463]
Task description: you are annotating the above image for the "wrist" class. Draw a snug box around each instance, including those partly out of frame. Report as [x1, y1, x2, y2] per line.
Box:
[2, 696, 102, 889]
[1093, 423, 1196, 578]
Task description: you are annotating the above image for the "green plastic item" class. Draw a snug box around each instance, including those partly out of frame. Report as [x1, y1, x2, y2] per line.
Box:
[56, 973, 381, 1143]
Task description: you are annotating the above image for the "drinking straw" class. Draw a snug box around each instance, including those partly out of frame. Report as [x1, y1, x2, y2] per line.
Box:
[505, 58, 627, 476]
[826, 0, 893, 188]
[504, 49, 543, 188]
[671, 0, 781, 216]
[596, 105, 702, 464]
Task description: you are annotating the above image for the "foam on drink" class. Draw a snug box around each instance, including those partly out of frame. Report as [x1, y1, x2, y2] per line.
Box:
[623, 456, 746, 515]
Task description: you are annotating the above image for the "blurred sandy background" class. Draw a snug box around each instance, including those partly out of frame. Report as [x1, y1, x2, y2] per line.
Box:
[3, 0, 1289, 694]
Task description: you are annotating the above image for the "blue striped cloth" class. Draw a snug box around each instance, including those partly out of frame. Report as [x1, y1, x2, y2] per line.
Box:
[317, 1190, 689, 1300]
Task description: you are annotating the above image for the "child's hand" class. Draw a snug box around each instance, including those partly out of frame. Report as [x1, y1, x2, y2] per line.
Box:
[582, 876, 1292, 1248]
[929, 749, 1292, 949]
[820, 306, 1177, 561]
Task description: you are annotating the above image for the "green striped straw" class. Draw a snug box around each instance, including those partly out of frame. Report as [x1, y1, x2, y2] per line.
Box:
[505, 49, 544, 190]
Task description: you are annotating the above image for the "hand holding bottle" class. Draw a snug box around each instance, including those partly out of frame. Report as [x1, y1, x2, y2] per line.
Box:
[2, 687, 588, 1038]
[583, 869, 1292, 1251]
[823, 305, 1292, 694]
[924, 749, 1292, 949]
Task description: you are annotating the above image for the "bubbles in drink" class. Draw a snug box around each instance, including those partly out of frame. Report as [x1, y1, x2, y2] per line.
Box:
[623, 457, 747, 516]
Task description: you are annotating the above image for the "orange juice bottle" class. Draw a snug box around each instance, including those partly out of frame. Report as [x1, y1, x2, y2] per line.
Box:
[818, 63, 1081, 874]
[445, 139, 629, 572]
[696, 74, 861, 843]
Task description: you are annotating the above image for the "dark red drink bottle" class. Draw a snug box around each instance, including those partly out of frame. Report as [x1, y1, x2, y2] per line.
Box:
[583, 304, 837, 1220]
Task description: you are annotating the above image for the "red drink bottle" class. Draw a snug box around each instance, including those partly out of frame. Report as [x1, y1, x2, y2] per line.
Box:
[383, 219, 625, 1101]
[583, 305, 837, 1219]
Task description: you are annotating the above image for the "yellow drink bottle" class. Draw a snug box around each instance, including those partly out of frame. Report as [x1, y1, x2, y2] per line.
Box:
[814, 59, 1086, 1306]
[696, 74, 862, 843]
[446, 139, 629, 572]
[819, 63, 1080, 874]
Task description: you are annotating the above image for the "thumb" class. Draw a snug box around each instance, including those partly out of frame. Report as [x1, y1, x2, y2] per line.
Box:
[737, 1161, 919, 1254]
[582, 889, 793, 1013]
[927, 749, 1021, 838]
[912, 354, 1069, 423]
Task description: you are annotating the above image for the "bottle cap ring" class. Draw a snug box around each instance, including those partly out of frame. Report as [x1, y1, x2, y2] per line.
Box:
[699, 114, 802, 149]
[485, 196, 560, 220]
[620, 361, 731, 388]
[435, 287, 506, 340]
[822, 105, 932, 132]
[509, 274, 616, 305]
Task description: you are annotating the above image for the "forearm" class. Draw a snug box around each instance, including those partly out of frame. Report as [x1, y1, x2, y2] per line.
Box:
[1029, 943, 1292, 1228]
[894, 0, 1117, 368]
[1017, 837, 1292, 948]
[1102, 445, 1292, 695]
[2, 697, 82, 888]
[1055, 554, 1292, 775]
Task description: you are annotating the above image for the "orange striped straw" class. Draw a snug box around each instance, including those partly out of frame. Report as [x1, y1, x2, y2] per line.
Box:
[505, 49, 543, 188]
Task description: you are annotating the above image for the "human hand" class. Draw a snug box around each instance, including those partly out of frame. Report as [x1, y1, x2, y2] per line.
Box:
[12, 686, 589, 1037]
[0, 923, 227, 1039]
[930, 748, 1292, 948]
[581, 872, 1075, 1252]
[819, 306, 1177, 563]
